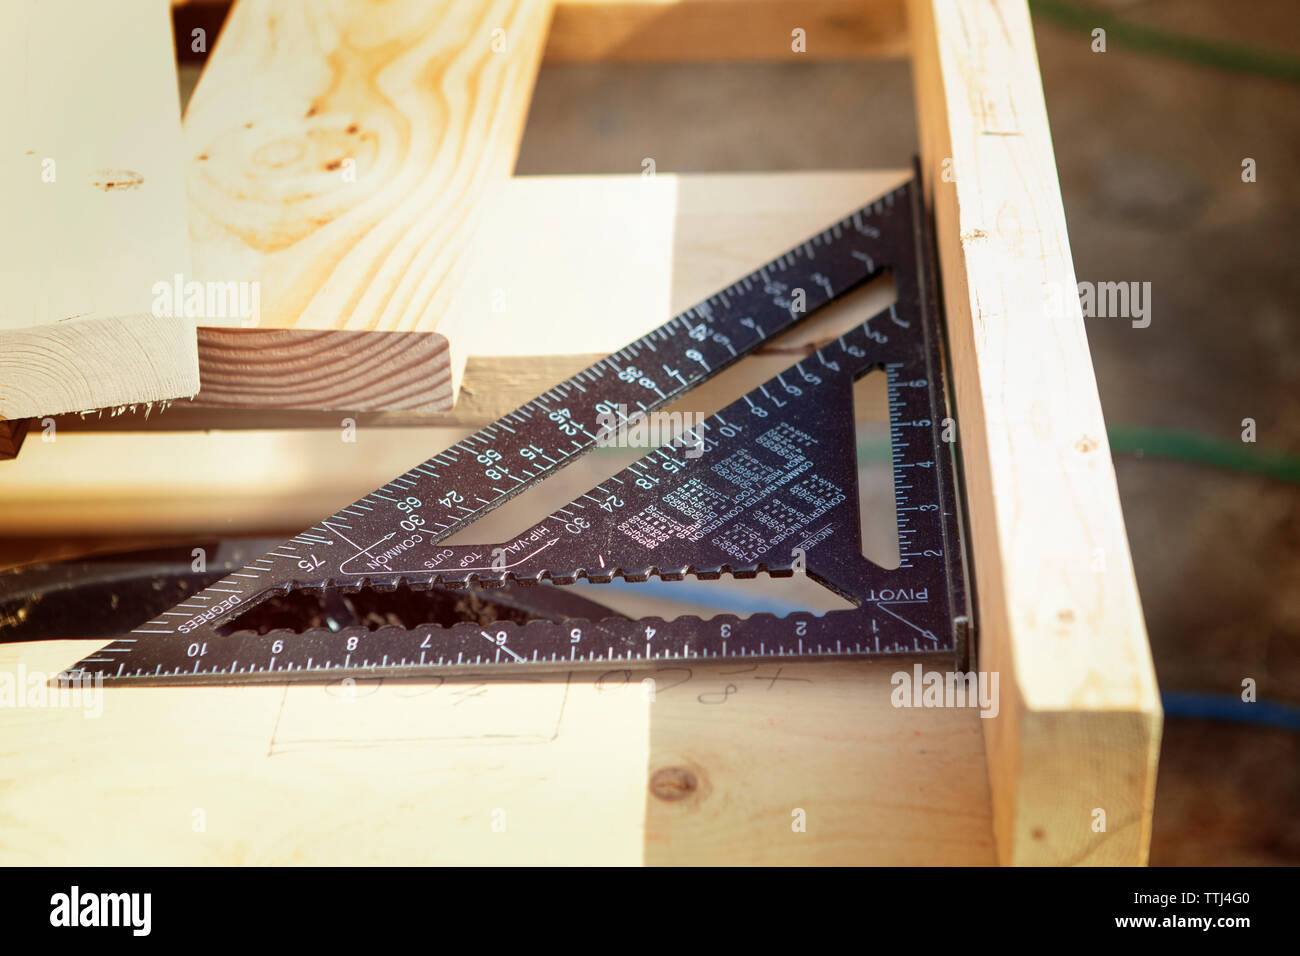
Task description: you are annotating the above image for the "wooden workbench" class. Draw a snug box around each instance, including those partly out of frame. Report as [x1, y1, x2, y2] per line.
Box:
[0, 0, 1159, 865]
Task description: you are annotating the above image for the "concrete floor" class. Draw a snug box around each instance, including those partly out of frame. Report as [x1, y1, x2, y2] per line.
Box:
[512, 3, 1300, 865]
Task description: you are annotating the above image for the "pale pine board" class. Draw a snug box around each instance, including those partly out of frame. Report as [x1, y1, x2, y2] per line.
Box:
[0, 0, 198, 421]
[183, 0, 554, 409]
[0, 640, 993, 865]
[176, 0, 907, 413]
[193, 328, 453, 410]
[909, 0, 1160, 865]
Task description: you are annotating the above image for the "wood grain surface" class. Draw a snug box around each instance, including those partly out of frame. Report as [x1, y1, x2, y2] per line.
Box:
[182, 0, 554, 407]
[0, 0, 199, 422]
[910, 0, 1161, 865]
[191, 328, 452, 410]
[0, 640, 994, 865]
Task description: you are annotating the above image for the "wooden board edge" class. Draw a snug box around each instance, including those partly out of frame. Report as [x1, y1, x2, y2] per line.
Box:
[188, 327, 453, 412]
[988, 685, 1162, 865]
[908, 0, 1162, 865]
[0, 315, 200, 421]
[1014, 705, 1162, 865]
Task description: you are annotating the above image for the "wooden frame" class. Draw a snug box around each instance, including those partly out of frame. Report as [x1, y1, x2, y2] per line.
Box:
[910, 0, 1158, 866]
[0, 0, 1159, 865]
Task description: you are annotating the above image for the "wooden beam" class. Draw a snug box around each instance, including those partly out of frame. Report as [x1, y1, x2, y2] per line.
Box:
[909, 0, 1160, 865]
[182, 0, 554, 411]
[0, 0, 199, 422]
[0, 639, 993, 864]
[0, 315, 200, 421]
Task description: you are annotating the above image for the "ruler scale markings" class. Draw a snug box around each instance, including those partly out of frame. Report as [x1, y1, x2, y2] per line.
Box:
[60, 179, 971, 687]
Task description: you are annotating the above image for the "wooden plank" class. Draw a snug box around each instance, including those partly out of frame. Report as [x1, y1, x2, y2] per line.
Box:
[0, 428, 459, 536]
[0, 640, 994, 864]
[909, 0, 1160, 865]
[193, 328, 452, 410]
[172, 0, 902, 413]
[545, 0, 908, 62]
[0, 0, 199, 421]
[182, 0, 554, 411]
[5, 170, 905, 533]
[0, 315, 200, 420]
